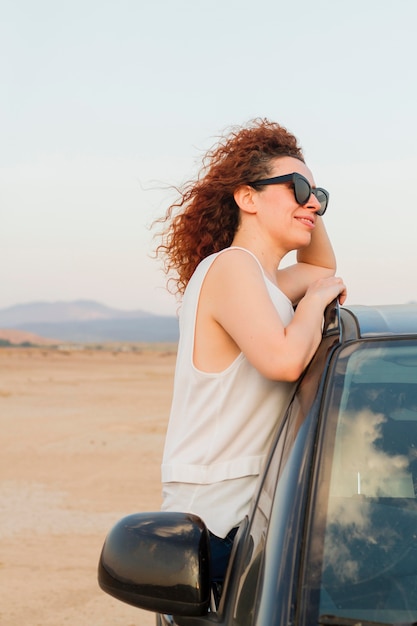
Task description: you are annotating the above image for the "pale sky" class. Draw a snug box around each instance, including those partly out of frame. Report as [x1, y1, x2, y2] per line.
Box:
[2, 0, 417, 315]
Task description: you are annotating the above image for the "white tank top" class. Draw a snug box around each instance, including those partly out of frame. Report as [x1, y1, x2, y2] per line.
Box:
[161, 247, 295, 537]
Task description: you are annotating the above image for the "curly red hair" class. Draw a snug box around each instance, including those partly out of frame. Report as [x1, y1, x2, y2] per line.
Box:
[155, 118, 304, 295]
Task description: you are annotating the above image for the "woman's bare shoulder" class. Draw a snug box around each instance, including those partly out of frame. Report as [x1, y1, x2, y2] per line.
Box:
[202, 247, 270, 312]
[209, 247, 263, 278]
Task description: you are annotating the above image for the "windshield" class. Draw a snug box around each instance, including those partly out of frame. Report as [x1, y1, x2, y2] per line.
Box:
[303, 339, 417, 625]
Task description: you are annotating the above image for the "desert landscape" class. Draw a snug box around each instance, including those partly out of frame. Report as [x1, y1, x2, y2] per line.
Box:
[0, 344, 177, 626]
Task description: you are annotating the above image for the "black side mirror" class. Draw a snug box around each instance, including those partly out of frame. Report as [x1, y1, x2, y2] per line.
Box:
[98, 511, 211, 617]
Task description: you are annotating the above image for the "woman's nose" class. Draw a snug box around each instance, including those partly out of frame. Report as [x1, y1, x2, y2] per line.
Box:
[306, 191, 322, 212]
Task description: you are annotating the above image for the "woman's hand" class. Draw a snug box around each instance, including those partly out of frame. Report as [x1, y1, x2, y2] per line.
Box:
[303, 275, 347, 307]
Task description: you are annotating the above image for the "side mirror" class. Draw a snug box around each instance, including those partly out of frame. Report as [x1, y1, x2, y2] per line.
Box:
[98, 511, 211, 617]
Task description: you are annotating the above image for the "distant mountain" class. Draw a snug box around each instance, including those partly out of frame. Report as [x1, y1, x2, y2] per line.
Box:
[0, 300, 179, 343]
[0, 328, 58, 346]
[0, 300, 152, 325]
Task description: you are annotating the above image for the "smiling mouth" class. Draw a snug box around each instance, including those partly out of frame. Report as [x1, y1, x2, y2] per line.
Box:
[295, 216, 315, 227]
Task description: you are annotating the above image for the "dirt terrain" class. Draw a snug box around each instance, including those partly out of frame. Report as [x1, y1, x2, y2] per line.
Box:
[0, 345, 177, 626]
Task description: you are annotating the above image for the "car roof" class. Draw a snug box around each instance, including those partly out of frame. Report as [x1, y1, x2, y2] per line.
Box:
[323, 302, 417, 341]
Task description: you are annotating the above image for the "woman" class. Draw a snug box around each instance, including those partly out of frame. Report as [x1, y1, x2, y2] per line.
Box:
[156, 118, 346, 590]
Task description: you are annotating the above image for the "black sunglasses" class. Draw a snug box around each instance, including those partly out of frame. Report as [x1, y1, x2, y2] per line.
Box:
[248, 172, 329, 216]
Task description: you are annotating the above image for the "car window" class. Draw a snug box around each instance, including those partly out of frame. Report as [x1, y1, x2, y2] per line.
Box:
[303, 339, 417, 625]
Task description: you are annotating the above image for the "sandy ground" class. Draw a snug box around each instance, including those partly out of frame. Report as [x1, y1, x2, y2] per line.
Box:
[0, 345, 177, 626]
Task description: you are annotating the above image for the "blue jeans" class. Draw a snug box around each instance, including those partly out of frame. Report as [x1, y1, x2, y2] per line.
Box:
[208, 526, 239, 584]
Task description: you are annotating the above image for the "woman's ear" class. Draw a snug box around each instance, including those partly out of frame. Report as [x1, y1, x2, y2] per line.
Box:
[233, 185, 258, 215]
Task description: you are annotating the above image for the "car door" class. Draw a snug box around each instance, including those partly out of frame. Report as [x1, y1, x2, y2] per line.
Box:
[298, 337, 417, 626]
[214, 316, 341, 626]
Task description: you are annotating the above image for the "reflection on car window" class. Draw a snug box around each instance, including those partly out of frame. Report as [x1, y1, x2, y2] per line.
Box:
[307, 341, 417, 624]
[329, 345, 417, 499]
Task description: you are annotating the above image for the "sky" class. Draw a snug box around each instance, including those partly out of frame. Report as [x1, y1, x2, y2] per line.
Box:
[2, 0, 417, 316]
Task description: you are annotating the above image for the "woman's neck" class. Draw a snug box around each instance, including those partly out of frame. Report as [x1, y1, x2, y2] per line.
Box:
[231, 231, 285, 285]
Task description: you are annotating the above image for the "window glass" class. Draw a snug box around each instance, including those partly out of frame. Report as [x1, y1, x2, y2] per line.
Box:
[329, 344, 417, 499]
[306, 340, 417, 624]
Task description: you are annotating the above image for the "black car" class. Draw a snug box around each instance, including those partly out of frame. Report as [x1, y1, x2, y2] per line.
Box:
[98, 301, 417, 626]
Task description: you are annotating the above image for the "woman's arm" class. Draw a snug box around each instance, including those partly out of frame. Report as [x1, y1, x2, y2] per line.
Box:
[277, 217, 337, 304]
[296, 215, 336, 269]
[203, 249, 346, 381]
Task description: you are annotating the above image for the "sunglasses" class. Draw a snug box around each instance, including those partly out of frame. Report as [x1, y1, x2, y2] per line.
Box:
[249, 172, 329, 216]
